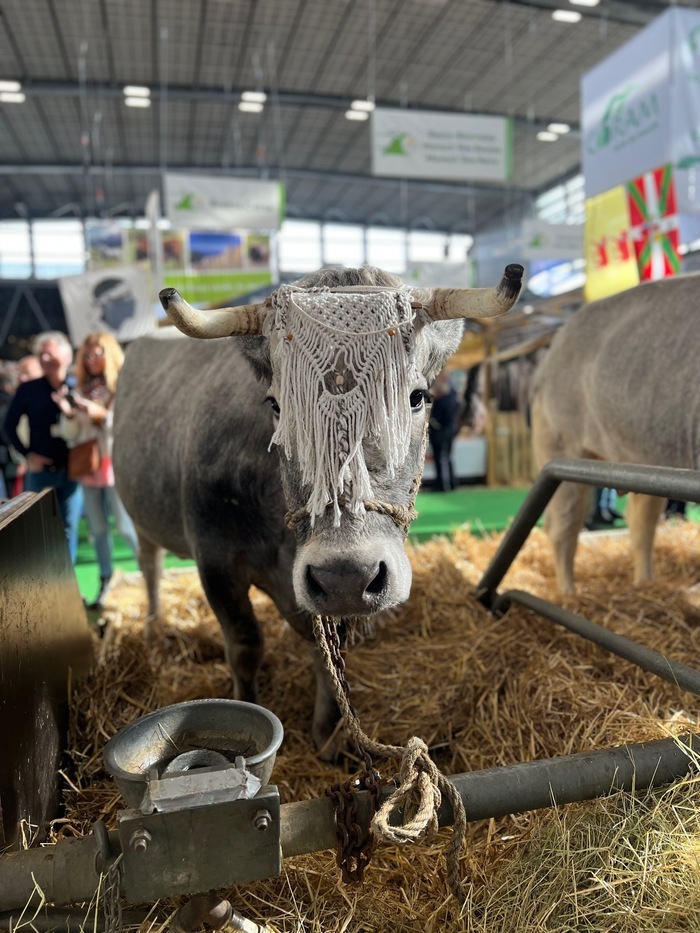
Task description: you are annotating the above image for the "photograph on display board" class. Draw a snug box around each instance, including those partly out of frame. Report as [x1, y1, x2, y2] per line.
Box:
[85, 222, 125, 269]
[246, 234, 271, 268]
[189, 232, 244, 271]
[125, 229, 187, 272]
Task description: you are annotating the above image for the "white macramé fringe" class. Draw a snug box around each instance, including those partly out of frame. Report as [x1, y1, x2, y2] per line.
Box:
[269, 286, 418, 526]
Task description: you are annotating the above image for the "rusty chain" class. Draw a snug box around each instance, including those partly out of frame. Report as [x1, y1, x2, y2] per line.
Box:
[322, 617, 383, 884]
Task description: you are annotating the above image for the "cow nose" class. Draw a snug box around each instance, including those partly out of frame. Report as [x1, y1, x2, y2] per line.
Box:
[304, 560, 388, 614]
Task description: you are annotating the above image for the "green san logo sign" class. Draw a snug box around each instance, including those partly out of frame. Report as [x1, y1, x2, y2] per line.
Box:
[586, 84, 660, 156]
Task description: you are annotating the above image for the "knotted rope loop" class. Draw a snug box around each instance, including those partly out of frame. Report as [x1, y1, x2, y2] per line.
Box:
[313, 615, 468, 905]
[286, 497, 417, 534]
[371, 736, 441, 845]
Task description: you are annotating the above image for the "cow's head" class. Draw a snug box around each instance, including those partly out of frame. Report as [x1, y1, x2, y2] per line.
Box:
[160, 265, 522, 618]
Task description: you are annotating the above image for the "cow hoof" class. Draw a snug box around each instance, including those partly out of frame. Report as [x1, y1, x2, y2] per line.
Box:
[143, 614, 170, 646]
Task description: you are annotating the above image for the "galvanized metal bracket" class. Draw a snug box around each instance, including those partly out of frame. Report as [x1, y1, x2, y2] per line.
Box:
[117, 785, 281, 902]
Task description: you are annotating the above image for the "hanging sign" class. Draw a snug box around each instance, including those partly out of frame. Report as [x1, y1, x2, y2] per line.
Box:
[521, 220, 583, 261]
[372, 108, 512, 183]
[581, 13, 671, 199]
[165, 174, 285, 231]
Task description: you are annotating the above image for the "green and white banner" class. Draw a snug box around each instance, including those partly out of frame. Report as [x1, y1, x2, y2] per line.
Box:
[582, 6, 700, 212]
[165, 174, 285, 231]
[522, 220, 583, 261]
[372, 108, 512, 183]
[581, 15, 671, 199]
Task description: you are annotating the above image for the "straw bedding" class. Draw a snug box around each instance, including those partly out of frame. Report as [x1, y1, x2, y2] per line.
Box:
[54, 520, 700, 931]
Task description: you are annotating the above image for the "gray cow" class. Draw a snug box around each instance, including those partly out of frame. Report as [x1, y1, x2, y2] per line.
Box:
[531, 274, 698, 594]
[114, 264, 522, 754]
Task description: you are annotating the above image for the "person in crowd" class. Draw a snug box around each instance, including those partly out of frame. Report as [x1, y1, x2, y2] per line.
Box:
[428, 371, 462, 492]
[2, 332, 83, 561]
[0, 372, 13, 498]
[52, 331, 139, 609]
[665, 499, 688, 520]
[5, 354, 45, 496]
[18, 354, 43, 383]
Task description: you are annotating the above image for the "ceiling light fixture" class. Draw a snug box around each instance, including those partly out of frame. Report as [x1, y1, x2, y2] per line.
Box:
[552, 9, 582, 21]
[0, 80, 21, 93]
[570, 0, 600, 6]
[241, 90, 267, 104]
[0, 92, 25, 103]
[537, 130, 559, 141]
[548, 122, 571, 134]
[123, 85, 151, 97]
[351, 99, 375, 112]
[124, 96, 151, 108]
[345, 109, 369, 121]
[238, 100, 264, 113]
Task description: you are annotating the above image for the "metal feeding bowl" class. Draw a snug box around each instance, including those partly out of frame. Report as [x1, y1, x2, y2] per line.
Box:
[103, 699, 284, 808]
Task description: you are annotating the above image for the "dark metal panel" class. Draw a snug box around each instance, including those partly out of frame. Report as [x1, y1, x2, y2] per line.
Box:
[0, 490, 93, 847]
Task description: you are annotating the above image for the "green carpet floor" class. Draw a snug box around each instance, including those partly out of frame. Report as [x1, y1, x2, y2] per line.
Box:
[73, 487, 700, 603]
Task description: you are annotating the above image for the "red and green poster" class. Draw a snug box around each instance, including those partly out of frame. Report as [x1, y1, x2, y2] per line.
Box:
[625, 164, 681, 281]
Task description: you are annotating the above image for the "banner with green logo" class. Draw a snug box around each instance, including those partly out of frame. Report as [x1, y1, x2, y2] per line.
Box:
[582, 7, 700, 213]
[165, 174, 285, 232]
[371, 108, 512, 183]
[582, 15, 671, 199]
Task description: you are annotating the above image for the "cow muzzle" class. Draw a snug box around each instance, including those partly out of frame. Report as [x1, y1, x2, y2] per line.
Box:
[294, 541, 412, 617]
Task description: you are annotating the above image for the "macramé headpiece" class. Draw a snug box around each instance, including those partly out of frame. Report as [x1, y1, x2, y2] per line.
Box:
[269, 285, 418, 526]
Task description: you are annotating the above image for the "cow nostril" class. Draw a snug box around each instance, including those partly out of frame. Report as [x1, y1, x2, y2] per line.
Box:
[365, 561, 388, 595]
[305, 565, 327, 602]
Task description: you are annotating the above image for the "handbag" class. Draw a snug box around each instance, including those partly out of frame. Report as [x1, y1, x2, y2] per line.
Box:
[68, 438, 101, 480]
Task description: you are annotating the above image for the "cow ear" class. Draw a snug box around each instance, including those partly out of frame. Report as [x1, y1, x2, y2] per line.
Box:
[420, 320, 464, 384]
[238, 335, 272, 382]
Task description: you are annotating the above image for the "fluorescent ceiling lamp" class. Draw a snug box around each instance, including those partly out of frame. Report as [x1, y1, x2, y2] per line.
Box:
[537, 130, 558, 141]
[238, 100, 264, 113]
[0, 80, 21, 92]
[570, 0, 599, 5]
[552, 9, 582, 21]
[351, 99, 375, 112]
[548, 122, 571, 134]
[123, 85, 150, 97]
[0, 92, 25, 103]
[241, 90, 267, 103]
[124, 96, 151, 108]
[345, 109, 369, 121]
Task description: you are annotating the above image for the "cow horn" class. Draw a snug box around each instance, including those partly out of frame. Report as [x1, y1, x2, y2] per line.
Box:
[421, 263, 524, 321]
[158, 288, 268, 338]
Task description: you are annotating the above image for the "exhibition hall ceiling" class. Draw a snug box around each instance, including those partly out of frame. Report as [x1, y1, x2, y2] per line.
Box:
[0, 0, 694, 231]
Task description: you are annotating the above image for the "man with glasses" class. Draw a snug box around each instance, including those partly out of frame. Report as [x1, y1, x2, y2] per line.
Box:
[2, 331, 83, 562]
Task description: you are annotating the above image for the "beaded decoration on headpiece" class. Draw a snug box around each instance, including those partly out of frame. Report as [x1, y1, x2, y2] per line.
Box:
[269, 285, 419, 526]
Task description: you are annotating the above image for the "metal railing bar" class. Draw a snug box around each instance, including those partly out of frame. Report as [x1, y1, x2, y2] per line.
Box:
[493, 589, 700, 696]
[1, 733, 698, 910]
[477, 459, 700, 607]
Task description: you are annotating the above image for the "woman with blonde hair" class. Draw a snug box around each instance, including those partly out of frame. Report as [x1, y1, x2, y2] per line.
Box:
[53, 331, 139, 609]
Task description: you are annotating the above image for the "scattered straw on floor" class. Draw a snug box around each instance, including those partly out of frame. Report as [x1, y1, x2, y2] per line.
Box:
[54, 520, 700, 931]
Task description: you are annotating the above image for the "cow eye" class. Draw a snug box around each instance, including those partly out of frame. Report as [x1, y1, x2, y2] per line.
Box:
[265, 396, 281, 416]
[410, 390, 429, 411]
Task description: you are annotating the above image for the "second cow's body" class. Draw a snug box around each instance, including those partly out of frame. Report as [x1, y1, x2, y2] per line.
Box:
[531, 274, 700, 593]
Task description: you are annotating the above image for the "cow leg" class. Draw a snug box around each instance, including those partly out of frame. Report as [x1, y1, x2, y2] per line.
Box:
[312, 647, 343, 761]
[545, 482, 590, 594]
[267, 593, 344, 760]
[625, 493, 665, 585]
[197, 562, 263, 703]
[138, 532, 164, 626]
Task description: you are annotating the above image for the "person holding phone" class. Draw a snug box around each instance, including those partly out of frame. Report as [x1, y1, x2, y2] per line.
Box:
[52, 331, 139, 609]
[2, 332, 83, 562]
